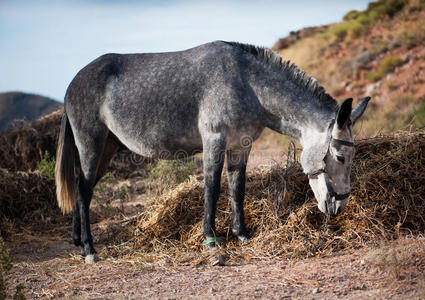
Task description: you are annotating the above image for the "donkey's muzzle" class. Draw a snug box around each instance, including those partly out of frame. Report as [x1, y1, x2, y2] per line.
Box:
[327, 196, 349, 215]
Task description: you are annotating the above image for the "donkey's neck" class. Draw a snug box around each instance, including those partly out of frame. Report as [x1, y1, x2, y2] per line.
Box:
[250, 71, 335, 145]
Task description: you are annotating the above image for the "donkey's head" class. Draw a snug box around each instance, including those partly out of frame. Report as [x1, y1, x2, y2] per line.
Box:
[301, 97, 371, 215]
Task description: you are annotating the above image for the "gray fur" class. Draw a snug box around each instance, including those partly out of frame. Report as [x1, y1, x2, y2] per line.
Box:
[55, 41, 370, 258]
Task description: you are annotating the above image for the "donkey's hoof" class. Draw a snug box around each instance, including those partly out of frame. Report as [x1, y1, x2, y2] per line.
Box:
[85, 254, 98, 264]
[206, 243, 220, 253]
[202, 237, 225, 252]
[236, 233, 250, 243]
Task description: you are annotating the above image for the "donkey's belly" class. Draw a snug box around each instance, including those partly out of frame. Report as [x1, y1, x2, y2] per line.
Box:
[102, 106, 203, 158]
[128, 133, 203, 159]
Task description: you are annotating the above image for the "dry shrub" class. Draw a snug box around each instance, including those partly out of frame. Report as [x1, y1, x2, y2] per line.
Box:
[0, 110, 62, 171]
[0, 168, 61, 236]
[114, 130, 425, 261]
[378, 55, 404, 76]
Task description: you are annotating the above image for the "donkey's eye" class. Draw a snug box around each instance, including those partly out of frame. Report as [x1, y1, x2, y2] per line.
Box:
[336, 155, 345, 164]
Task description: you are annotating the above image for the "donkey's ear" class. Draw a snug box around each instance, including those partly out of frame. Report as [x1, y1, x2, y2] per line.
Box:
[336, 98, 353, 129]
[351, 96, 371, 125]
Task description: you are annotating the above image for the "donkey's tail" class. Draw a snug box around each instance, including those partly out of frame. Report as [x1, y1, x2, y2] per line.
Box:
[55, 112, 76, 214]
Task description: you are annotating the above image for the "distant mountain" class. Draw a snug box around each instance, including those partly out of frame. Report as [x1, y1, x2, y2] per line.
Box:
[0, 92, 62, 132]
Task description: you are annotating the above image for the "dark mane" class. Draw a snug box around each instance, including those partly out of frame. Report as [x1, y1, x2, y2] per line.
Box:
[225, 41, 338, 111]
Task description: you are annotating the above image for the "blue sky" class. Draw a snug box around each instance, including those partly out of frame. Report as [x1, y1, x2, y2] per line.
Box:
[0, 0, 370, 101]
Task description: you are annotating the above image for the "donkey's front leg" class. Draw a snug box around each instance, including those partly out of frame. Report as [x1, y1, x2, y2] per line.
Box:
[202, 132, 226, 247]
[226, 148, 250, 242]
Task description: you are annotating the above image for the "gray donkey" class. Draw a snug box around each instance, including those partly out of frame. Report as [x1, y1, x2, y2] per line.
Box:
[55, 41, 370, 263]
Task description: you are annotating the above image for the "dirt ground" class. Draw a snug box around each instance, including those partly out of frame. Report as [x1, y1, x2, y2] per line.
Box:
[5, 225, 425, 300]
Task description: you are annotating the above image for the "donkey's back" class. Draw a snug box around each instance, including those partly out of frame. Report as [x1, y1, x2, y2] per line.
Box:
[65, 41, 261, 157]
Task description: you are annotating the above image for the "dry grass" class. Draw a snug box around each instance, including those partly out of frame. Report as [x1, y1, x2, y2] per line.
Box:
[0, 110, 62, 171]
[0, 168, 61, 236]
[106, 129, 425, 263]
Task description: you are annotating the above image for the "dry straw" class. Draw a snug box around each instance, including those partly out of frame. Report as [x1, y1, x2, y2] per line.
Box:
[0, 169, 60, 236]
[0, 109, 62, 171]
[111, 129, 425, 261]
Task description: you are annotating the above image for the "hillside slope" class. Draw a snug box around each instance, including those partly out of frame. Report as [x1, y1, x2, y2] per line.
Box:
[0, 92, 62, 132]
[274, 0, 425, 137]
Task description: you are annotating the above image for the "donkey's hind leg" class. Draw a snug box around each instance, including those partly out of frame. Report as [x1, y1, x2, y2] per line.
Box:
[72, 197, 82, 247]
[72, 132, 120, 251]
[71, 125, 111, 262]
[226, 147, 251, 242]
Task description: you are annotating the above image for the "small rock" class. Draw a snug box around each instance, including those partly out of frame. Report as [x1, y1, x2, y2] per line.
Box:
[360, 259, 366, 266]
[346, 84, 353, 92]
[366, 84, 375, 95]
[211, 254, 225, 266]
[402, 54, 411, 63]
[312, 287, 319, 294]
[390, 39, 401, 49]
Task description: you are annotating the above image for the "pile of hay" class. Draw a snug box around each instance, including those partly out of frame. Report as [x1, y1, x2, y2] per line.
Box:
[113, 130, 424, 260]
[0, 110, 62, 171]
[0, 168, 61, 236]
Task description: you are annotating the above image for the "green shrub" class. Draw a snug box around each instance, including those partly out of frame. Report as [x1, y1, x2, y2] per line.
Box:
[148, 159, 199, 188]
[329, 20, 365, 40]
[95, 172, 114, 192]
[119, 186, 128, 201]
[380, 0, 406, 17]
[356, 13, 372, 25]
[343, 10, 361, 21]
[366, 0, 406, 18]
[338, 0, 407, 40]
[350, 21, 364, 37]
[415, 101, 425, 128]
[36, 151, 55, 182]
[378, 55, 404, 76]
[365, 71, 381, 82]
[367, 10, 380, 23]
